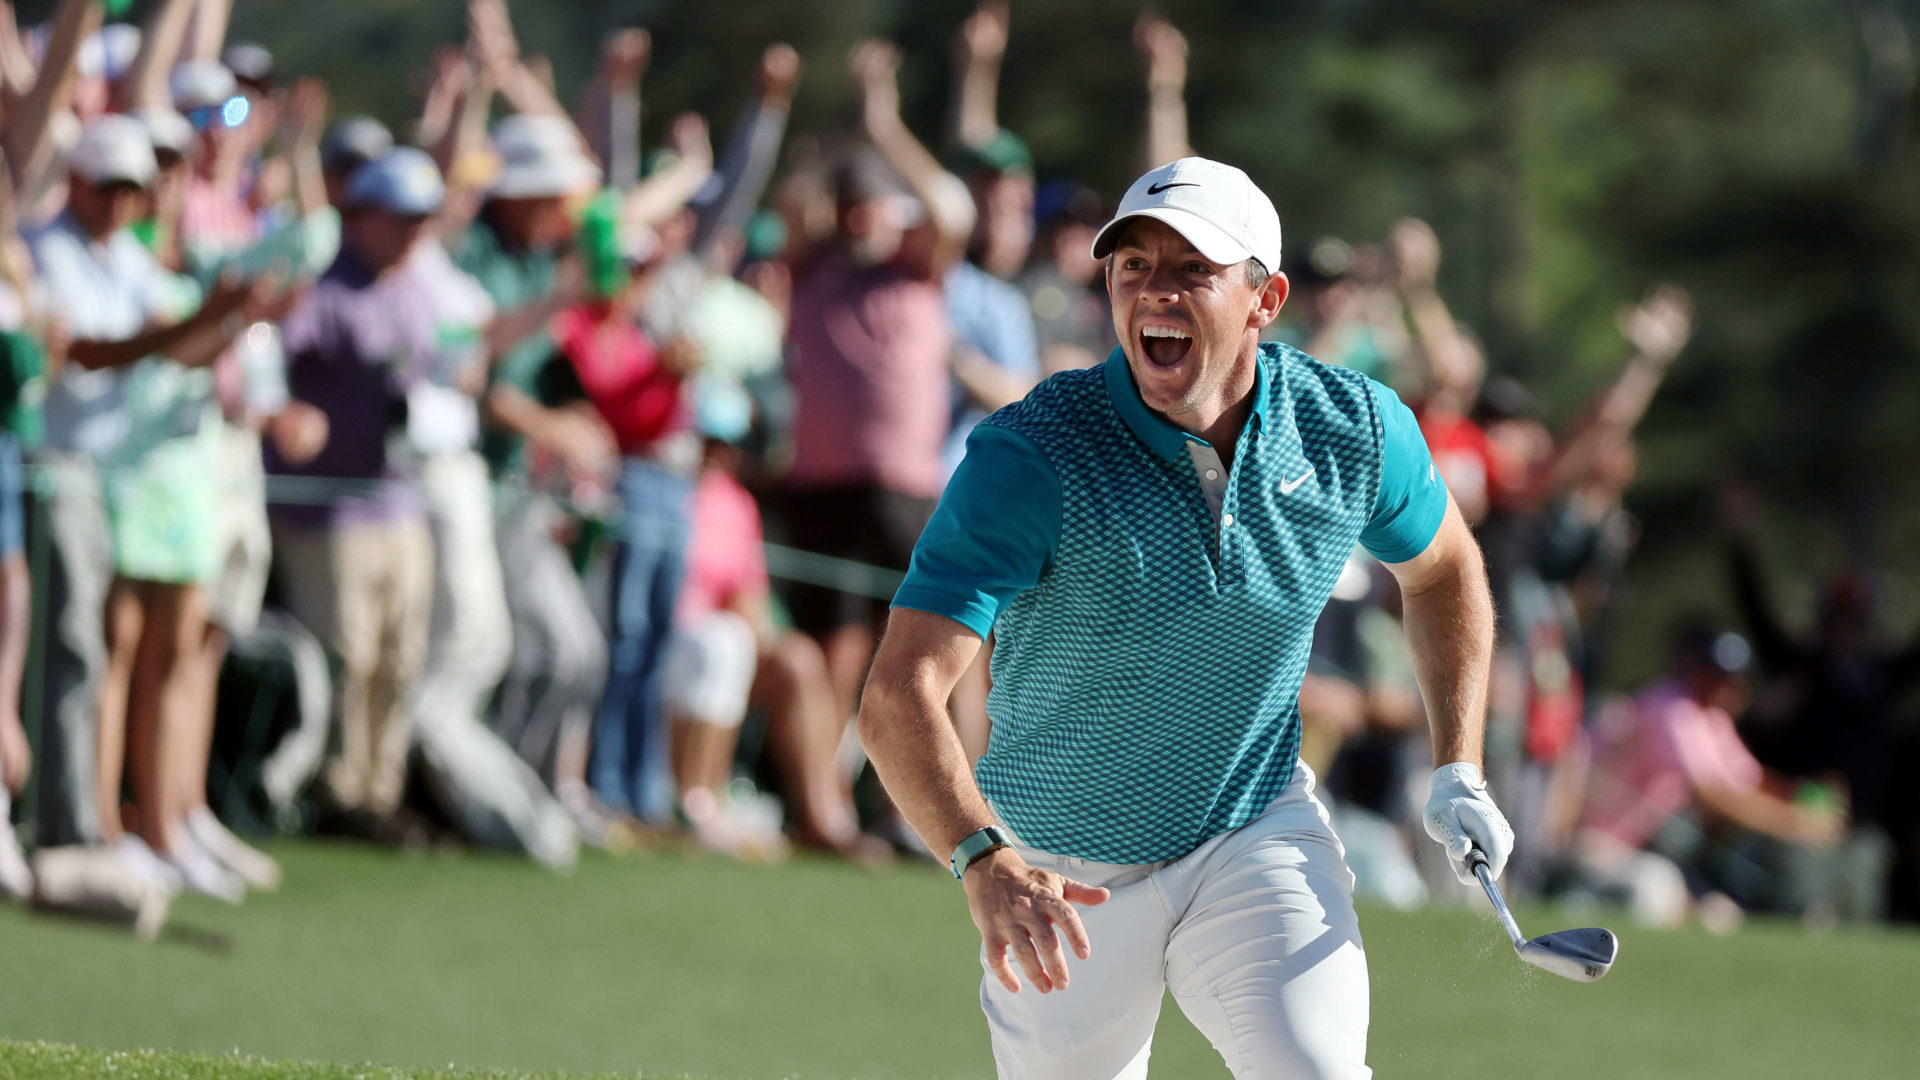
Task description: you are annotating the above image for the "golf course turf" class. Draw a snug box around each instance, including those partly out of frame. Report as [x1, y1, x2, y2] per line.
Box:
[2, 840, 1914, 1079]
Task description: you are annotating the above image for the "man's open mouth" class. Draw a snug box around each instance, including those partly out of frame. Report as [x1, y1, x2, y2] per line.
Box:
[1140, 324, 1193, 369]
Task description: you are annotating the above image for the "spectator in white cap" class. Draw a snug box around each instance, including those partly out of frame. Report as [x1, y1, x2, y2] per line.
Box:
[264, 146, 450, 840]
[27, 113, 287, 891]
[221, 41, 274, 97]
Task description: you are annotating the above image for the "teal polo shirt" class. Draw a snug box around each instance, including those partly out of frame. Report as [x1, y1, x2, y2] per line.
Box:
[894, 342, 1448, 862]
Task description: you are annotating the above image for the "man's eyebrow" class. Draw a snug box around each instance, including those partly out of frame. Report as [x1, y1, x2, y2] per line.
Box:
[1114, 240, 1209, 261]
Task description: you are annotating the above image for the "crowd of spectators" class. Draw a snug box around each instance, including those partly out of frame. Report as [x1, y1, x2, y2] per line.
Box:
[0, 0, 1911, 939]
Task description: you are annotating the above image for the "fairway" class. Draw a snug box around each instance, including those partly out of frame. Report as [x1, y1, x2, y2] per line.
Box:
[2, 842, 1915, 1079]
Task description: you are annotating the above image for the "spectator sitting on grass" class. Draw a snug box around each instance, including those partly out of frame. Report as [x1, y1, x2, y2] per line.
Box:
[663, 377, 891, 863]
[1572, 620, 1845, 928]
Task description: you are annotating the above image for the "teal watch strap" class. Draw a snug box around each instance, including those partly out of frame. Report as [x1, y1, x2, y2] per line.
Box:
[951, 826, 1010, 880]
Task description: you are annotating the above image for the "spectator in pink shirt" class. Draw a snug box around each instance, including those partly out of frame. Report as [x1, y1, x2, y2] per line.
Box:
[1572, 621, 1845, 926]
[775, 41, 972, 717]
[169, 61, 258, 276]
[663, 379, 891, 862]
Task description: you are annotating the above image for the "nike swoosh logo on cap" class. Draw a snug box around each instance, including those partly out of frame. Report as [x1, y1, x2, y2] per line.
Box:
[1146, 181, 1198, 195]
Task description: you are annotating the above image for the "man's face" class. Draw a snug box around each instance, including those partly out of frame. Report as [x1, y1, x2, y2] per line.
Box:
[68, 177, 147, 238]
[1106, 218, 1286, 420]
[838, 196, 907, 266]
[346, 208, 429, 271]
[969, 171, 1035, 276]
[492, 195, 574, 251]
[152, 152, 192, 214]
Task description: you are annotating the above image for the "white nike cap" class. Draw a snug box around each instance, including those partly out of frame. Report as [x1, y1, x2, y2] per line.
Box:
[1090, 156, 1282, 273]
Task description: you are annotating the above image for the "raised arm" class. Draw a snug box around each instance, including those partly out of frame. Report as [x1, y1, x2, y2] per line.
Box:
[849, 39, 972, 280]
[0, 3, 34, 107]
[1389, 217, 1481, 396]
[580, 29, 647, 191]
[273, 76, 330, 219]
[414, 46, 469, 155]
[470, 0, 572, 124]
[182, 0, 232, 64]
[949, 1, 1007, 151]
[117, 0, 197, 112]
[4, 0, 101, 192]
[689, 43, 799, 259]
[621, 111, 712, 233]
[1135, 11, 1191, 169]
[1539, 285, 1692, 497]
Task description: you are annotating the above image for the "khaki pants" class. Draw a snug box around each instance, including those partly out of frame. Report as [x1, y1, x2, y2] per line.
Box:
[273, 519, 434, 814]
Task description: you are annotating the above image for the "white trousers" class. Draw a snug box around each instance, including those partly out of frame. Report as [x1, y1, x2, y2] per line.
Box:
[983, 764, 1372, 1080]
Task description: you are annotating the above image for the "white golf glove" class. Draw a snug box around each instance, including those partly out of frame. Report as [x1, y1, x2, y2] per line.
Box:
[1423, 762, 1514, 885]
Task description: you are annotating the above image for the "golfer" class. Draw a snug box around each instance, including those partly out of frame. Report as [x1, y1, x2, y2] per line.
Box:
[858, 157, 1515, 1079]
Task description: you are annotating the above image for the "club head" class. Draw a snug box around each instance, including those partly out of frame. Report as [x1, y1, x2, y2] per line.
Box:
[1515, 927, 1618, 982]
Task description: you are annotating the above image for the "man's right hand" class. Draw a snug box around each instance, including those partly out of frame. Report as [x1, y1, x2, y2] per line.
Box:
[266, 400, 330, 466]
[542, 408, 617, 481]
[962, 847, 1109, 995]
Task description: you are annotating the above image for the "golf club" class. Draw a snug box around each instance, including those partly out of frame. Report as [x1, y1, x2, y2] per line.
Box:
[1468, 849, 1618, 982]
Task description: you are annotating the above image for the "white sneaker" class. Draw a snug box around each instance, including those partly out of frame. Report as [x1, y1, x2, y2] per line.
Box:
[185, 807, 282, 892]
[31, 846, 170, 940]
[166, 834, 246, 904]
[114, 834, 183, 895]
[0, 822, 31, 901]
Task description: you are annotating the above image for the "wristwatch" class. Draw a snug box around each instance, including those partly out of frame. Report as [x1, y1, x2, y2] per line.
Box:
[950, 826, 1010, 880]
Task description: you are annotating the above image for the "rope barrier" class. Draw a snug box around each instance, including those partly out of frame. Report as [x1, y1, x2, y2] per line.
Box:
[18, 461, 907, 601]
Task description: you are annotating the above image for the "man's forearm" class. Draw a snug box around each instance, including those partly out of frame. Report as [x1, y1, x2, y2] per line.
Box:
[857, 675, 998, 859]
[67, 303, 236, 371]
[1400, 547, 1494, 768]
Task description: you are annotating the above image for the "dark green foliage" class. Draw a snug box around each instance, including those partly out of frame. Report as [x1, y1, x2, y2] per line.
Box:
[185, 0, 1920, 680]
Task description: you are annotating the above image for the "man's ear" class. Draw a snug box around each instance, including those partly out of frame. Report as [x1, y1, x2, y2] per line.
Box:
[1248, 271, 1290, 330]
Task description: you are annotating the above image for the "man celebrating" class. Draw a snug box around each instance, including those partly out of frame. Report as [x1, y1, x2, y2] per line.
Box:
[859, 157, 1513, 1078]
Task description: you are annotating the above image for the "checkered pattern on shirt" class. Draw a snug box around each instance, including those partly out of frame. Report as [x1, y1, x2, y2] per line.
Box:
[978, 342, 1384, 863]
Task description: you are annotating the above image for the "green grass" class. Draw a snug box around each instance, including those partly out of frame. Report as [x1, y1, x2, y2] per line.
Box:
[1, 840, 1916, 1079]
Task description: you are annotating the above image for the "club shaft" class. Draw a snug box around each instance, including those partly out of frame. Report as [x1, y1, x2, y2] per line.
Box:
[1473, 861, 1527, 949]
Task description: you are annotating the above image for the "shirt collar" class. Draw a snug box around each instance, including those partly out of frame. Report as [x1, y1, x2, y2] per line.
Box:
[1101, 343, 1275, 463]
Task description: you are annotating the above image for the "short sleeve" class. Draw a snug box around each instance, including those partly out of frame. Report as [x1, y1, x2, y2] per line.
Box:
[892, 424, 1061, 639]
[1359, 380, 1449, 564]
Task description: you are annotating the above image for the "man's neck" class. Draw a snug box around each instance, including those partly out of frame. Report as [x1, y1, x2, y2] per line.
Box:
[1164, 345, 1260, 468]
[67, 212, 116, 246]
